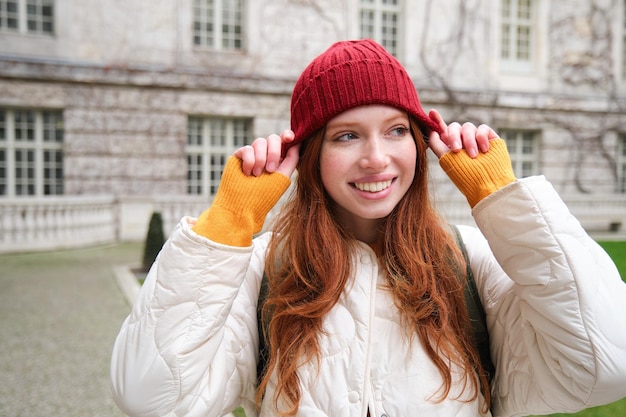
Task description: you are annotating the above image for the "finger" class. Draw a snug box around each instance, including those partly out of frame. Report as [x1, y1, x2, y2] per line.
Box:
[276, 142, 301, 178]
[280, 129, 296, 158]
[460, 122, 479, 158]
[234, 145, 255, 176]
[428, 109, 448, 133]
[445, 122, 463, 152]
[271, 129, 296, 171]
[281, 129, 295, 144]
[251, 137, 268, 176]
[265, 134, 282, 173]
[428, 130, 450, 159]
[476, 124, 495, 153]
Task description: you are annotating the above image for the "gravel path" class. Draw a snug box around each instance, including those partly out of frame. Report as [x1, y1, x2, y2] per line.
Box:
[0, 243, 142, 417]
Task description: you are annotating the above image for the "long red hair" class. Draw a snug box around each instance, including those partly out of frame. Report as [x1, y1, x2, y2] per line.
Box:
[257, 118, 490, 415]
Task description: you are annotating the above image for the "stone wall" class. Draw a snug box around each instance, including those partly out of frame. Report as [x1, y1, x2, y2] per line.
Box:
[0, 0, 625, 209]
[0, 62, 294, 197]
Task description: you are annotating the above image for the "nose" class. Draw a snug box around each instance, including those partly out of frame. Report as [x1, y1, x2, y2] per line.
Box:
[360, 136, 389, 169]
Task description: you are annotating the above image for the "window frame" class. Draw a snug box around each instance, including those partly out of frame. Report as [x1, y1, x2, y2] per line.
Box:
[192, 0, 245, 51]
[359, 0, 402, 58]
[618, 133, 626, 193]
[498, 128, 540, 178]
[622, 0, 626, 81]
[0, 0, 54, 35]
[186, 116, 251, 197]
[499, 0, 535, 73]
[0, 109, 64, 197]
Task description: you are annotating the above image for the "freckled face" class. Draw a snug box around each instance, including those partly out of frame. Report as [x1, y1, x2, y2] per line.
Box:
[320, 105, 417, 239]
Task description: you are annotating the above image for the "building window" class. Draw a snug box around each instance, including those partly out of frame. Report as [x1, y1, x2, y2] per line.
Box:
[499, 129, 539, 178]
[0, 109, 63, 197]
[193, 0, 244, 50]
[359, 0, 401, 57]
[0, 1, 18, 30]
[622, 0, 626, 80]
[186, 117, 251, 196]
[0, 0, 53, 34]
[500, 0, 533, 68]
[619, 134, 626, 193]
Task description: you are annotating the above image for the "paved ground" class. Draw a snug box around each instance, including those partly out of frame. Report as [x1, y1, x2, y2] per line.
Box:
[0, 242, 142, 417]
[1, 234, 623, 417]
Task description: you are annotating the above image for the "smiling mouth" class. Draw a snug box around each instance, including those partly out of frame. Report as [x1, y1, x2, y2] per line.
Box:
[353, 179, 393, 192]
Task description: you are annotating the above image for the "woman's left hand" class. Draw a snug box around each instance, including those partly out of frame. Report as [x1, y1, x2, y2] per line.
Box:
[234, 129, 300, 178]
[427, 109, 498, 159]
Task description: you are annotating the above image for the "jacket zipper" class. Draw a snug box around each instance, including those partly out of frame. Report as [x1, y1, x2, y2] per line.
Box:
[363, 248, 378, 417]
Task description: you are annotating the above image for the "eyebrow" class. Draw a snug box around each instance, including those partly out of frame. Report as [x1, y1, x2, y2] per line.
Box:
[326, 114, 409, 133]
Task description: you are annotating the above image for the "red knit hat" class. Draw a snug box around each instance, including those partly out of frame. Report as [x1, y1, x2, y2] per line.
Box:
[288, 39, 441, 151]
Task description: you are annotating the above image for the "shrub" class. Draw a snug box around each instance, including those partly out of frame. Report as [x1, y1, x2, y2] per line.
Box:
[142, 211, 165, 272]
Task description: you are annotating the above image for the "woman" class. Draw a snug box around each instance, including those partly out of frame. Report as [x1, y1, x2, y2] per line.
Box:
[110, 39, 626, 417]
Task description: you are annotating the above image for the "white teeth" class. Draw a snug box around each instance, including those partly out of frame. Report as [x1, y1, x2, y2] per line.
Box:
[354, 180, 392, 192]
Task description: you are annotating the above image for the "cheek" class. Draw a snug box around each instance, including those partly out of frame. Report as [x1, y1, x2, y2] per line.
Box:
[319, 150, 342, 190]
[399, 141, 418, 174]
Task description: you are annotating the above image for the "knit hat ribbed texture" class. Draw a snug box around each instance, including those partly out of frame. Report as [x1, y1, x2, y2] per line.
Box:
[288, 39, 441, 149]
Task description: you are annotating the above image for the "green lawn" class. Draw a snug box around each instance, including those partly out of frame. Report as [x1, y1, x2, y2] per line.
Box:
[598, 241, 626, 282]
[527, 240, 626, 417]
[542, 401, 626, 417]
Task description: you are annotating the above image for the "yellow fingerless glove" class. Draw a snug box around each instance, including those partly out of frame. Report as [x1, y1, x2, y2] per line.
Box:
[439, 138, 517, 208]
[192, 156, 291, 247]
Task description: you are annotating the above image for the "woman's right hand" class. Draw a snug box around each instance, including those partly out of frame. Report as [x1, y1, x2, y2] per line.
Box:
[192, 130, 299, 246]
[234, 129, 300, 178]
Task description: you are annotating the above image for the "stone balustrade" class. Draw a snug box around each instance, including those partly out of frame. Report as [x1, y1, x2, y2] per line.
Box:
[0, 196, 117, 253]
[0, 193, 624, 254]
[0, 195, 207, 254]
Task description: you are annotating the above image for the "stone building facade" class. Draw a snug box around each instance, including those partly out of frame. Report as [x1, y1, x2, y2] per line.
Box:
[1, 0, 625, 251]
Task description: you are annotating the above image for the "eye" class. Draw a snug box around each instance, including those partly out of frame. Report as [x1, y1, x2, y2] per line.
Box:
[334, 132, 358, 142]
[389, 126, 410, 138]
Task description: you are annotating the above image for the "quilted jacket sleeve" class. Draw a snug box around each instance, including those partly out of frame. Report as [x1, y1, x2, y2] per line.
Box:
[110, 219, 270, 417]
[463, 176, 626, 417]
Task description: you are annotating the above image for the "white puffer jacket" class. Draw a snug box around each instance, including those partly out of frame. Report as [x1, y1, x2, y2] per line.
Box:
[110, 176, 626, 417]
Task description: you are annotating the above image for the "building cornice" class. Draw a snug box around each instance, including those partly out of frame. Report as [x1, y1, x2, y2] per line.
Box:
[1, 55, 625, 114]
[0, 54, 295, 95]
[414, 86, 626, 115]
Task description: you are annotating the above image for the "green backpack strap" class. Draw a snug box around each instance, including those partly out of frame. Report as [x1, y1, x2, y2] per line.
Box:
[450, 224, 495, 383]
[256, 272, 271, 384]
[257, 226, 495, 385]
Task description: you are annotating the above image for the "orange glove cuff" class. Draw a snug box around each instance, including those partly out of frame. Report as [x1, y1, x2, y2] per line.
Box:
[439, 138, 517, 208]
[192, 157, 291, 246]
